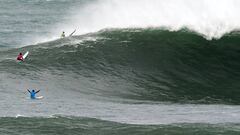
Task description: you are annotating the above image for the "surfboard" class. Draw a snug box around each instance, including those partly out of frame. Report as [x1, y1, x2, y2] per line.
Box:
[23, 51, 29, 59]
[36, 96, 43, 99]
[69, 29, 76, 37]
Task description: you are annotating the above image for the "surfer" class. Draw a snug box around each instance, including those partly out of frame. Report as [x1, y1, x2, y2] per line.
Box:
[27, 89, 40, 99]
[17, 53, 23, 61]
[61, 31, 65, 38]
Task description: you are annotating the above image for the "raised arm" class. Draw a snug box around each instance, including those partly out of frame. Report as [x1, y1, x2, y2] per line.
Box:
[36, 90, 40, 93]
[27, 89, 31, 93]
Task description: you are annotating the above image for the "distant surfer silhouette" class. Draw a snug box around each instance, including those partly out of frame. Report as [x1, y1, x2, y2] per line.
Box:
[17, 53, 23, 61]
[27, 89, 40, 99]
[61, 29, 76, 38]
[61, 31, 65, 38]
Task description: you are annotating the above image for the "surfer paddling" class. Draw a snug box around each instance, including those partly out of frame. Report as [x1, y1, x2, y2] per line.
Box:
[27, 89, 40, 99]
[17, 53, 23, 61]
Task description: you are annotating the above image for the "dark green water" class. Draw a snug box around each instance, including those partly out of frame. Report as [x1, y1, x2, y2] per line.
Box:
[1, 117, 240, 135]
[1, 28, 240, 134]
[3, 29, 240, 104]
[1, 0, 240, 134]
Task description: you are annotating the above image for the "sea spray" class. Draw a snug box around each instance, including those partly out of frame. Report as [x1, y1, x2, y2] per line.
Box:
[57, 0, 240, 39]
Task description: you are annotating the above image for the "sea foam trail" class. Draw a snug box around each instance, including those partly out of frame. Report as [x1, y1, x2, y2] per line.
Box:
[57, 0, 240, 39]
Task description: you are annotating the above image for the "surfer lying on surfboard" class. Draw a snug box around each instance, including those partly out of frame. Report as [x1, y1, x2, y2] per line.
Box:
[27, 89, 40, 99]
[17, 53, 23, 61]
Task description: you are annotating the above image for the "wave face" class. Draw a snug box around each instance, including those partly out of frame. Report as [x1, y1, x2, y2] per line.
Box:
[2, 29, 240, 104]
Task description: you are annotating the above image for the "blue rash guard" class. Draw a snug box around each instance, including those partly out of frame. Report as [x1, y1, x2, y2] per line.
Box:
[30, 91, 36, 99]
[28, 89, 40, 99]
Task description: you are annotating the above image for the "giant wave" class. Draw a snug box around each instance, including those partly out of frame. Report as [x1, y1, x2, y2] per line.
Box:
[1, 28, 240, 104]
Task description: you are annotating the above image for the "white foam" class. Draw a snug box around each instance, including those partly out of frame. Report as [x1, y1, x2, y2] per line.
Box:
[16, 114, 24, 118]
[55, 0, 240, 39]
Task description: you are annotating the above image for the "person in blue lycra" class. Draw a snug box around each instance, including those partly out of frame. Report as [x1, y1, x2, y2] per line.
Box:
[27, 89, 40, 99]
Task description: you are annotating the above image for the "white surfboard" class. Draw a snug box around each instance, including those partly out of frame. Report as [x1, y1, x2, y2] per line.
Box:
[36, 96, 44, 99]
[23, 51, 29, 59]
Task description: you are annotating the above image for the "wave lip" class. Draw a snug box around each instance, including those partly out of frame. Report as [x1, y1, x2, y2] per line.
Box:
[58, 0, 240, 40]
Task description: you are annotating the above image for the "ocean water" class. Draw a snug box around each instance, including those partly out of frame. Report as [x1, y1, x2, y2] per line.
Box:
[1, 0, 240, 134]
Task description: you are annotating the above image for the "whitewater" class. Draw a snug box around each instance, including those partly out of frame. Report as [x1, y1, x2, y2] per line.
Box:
[58, 0, 240, 40]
